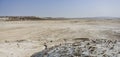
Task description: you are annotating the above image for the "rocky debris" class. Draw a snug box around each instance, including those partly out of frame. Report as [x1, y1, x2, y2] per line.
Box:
[31, 39, 120, 57]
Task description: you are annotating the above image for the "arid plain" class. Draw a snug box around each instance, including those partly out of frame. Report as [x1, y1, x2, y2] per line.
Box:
[0, 19, 120, 57]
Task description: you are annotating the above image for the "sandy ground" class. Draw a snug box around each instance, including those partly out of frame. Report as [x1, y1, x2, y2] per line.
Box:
[0, 19, 120, 57]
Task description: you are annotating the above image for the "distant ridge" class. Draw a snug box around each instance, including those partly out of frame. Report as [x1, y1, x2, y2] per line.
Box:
[0, 16, 43, 21]
[0, 16, 120, 21]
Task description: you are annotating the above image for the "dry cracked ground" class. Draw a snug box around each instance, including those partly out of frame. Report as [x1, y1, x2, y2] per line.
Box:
[0, 19, 120, 57]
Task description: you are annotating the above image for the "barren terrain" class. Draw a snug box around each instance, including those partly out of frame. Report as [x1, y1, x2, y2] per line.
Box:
[0, 19, 120, 57]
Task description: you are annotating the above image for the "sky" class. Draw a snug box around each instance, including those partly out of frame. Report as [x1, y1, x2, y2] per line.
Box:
[0, 0, 120, 17]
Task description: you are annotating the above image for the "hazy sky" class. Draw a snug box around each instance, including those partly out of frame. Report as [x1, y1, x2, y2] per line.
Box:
[0, 0, 120, 17]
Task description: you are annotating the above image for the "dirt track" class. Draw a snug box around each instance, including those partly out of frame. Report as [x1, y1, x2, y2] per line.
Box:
[0, 19, 120, 57]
